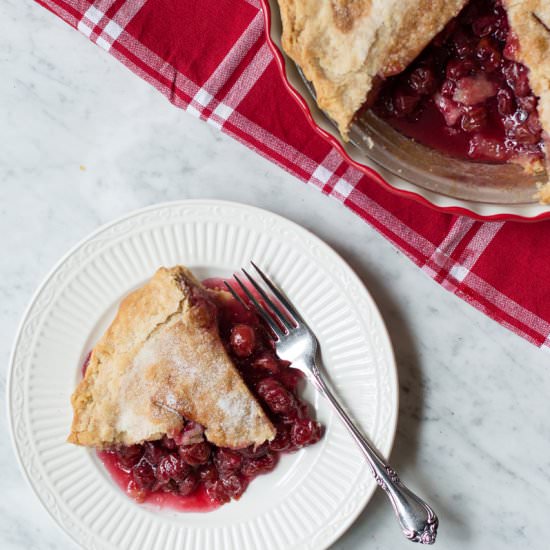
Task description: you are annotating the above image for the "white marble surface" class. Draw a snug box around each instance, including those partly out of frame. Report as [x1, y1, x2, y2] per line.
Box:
[2, 2, 550, 549]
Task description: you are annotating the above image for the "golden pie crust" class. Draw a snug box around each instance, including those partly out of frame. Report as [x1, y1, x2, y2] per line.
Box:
[502, 0, 550, 199]
[68, 266, 276, 449]
[278, 0, 469, 138]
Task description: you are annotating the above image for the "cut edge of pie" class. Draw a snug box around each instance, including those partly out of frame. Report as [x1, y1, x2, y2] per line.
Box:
[278, 0, 469, 139]
[68, 266, 276, 450]
[279, 0, 550, 201]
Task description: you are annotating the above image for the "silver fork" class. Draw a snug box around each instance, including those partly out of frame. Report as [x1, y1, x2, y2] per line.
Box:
[225, 262, 438, 545]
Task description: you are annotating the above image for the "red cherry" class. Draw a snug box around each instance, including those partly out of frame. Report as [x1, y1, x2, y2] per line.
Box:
[475, 38, 501, 72]
[161, 435, 177, 450]
[269, 425, 292, 453]
[115, 445, 144, 470]
[472, 15, 498, 37]
[503, 34, 520, 61]
[279, 403, 302, 424]
[126, 478, 147, 502]
[445, 58, 474, 80]
[526, 112, 542, 134]
[176, 421, 205, 445]
[252, 353, 280, 375]
[256, 378, 296, 415]
[380, 93, 397, 117]
[278, 367, 305, 391]
[220, 473, 247, 499]
[511, 122, 541, 146]
[214, 448, 243, 473]
[143, 441, 167, 465]
[468, 134, 508, 161]
[408, 66, 436, 95]
[198, 463, 218, 483]
[440, 79, 457, 98]
[434, 93, 463, 127]
[160, 480, 177, 493]
[451, 30, 474, 59]
[238, 442, 269, 459]
[219, 295, 257, 326]
[497, 88, 515, 116]
[156, 453, 191, 483]
[177, 471, 199, 496]
[392, 90, 419, 117]
[493, 23, 509, 43]
[230, 324, 256, 357]
[291, 419, 322, 448]
[460, 106, 487, 132]
[503, 62, 531, 97]
[205, 479, 231, 504]
[132, 459, 156, 491]
[241, 453, 278, 478]
[517, 96, 538, 114]
[178, 441, 211, 466]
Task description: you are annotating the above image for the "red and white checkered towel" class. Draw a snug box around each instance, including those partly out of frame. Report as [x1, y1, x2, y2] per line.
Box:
[35, 0, 550, 350]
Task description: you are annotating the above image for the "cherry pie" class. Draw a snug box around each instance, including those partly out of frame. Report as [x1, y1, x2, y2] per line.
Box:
[278, 0, 550, 199]
[68, 266, 322, 510]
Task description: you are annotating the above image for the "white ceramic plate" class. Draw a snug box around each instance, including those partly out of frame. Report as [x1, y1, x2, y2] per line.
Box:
[8, 200, 398, 550]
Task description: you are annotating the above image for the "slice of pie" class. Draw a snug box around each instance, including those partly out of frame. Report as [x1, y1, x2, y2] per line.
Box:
[68, 266, 276, 449]
[68, 266, 322, 509]
[278, 0, 469, 138]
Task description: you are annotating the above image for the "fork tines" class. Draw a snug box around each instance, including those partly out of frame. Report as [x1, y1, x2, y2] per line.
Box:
[224, 262, 302, 341]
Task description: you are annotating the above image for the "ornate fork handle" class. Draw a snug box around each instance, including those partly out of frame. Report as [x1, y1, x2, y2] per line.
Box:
[309, 363, 438, 545]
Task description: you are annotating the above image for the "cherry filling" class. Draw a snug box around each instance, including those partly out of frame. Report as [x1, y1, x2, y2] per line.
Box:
[97, 278, 322, 511]
[372, 0, 544, 170]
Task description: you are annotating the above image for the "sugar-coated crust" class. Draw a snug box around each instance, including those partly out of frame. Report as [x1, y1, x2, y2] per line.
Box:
[278, 0, 468, 138]
[68, 266, 276, 449]
[502, 0, 550, 199]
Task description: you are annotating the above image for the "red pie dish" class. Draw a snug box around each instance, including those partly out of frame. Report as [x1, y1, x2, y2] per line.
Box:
[264, 0, 550, 220]
[68, 266, 322, 512]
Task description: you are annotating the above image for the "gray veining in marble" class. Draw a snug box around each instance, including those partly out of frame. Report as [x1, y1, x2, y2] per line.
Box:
[2, 1, 550, 549]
